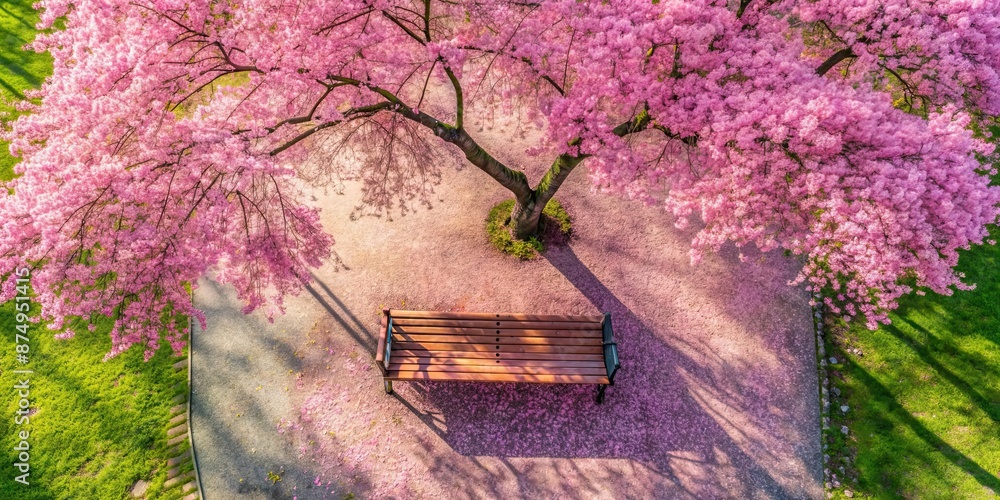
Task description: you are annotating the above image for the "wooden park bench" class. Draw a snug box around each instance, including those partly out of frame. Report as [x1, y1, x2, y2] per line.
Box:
[375, 309, 621, 403]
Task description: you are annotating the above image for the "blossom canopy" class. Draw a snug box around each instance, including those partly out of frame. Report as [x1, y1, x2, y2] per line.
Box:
[1, 0, 998, 358]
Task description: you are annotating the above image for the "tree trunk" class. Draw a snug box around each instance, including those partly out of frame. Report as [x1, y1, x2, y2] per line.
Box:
[506, 151, 588, 239]
[816, 48, 855, 76]
[509, 193, 545, 239]
[333, 58, 661, 245]
[387, 80, 658, 243]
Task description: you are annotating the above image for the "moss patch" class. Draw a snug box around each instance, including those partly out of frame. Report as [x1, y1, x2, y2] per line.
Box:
[486, 199, 572, 260]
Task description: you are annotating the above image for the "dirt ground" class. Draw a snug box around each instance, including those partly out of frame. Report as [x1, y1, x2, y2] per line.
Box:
[191, 108, 823, 499]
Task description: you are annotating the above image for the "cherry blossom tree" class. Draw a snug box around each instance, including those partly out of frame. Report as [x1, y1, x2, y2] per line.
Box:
[1, 0, 998, 358]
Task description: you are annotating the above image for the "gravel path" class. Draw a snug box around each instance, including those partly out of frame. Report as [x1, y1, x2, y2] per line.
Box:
[192, 114, 822, 499]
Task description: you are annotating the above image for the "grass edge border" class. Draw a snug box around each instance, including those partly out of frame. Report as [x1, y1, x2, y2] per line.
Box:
[187, 309, 205, 499]
[813, 293, 834, 494]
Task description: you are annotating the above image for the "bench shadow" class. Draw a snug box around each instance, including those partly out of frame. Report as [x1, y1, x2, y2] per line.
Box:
[376, 246, 817, 498]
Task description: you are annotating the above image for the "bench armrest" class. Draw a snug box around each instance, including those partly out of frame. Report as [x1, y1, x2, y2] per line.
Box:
[601, 313, 621, 384]
[375, 308, 392, 377]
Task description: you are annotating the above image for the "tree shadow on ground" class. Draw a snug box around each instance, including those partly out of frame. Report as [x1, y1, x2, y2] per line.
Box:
[893, 234, 1000, 352]
[305, 275, 376, 354]
[372, 246, 817, 498]
[0, 76, 25, 100]
[844, 355, 1000, 494]
[886, 319, 1000, 424]
[0, 53, 40, 87]
[191, 279, 373, 500]
[0, 3, 36, 33]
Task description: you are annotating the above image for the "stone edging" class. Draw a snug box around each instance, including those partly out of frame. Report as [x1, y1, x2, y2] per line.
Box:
[187, 315, 205, 499]
[812, 293, 832, 489]
[814, 293, 859, 498]
[159, 317, 204, 499]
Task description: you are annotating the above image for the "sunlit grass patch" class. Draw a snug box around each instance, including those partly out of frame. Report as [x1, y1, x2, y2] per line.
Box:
[0, 304, 187, 499]
[0, 0, 52, 180]
[823, 227, 1000, 499]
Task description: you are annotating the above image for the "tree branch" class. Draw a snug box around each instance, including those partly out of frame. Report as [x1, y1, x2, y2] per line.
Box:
[461, 46, 566, 96]
[737, 0, 752, 18]
[423, 0, 431, 42]
[528, 109, 702, 207]
[316, 8, 374, 34]
[268, 102, 394, 156]
[442, 65, 464, 129]
[381, 11, 426, 45]
[534, 149, 587, 208]
[318, 75, 533, 199]
[612, 110, 652, 137]
[431, 124, 533, 200]
[816, 48, 855, 76]
[264, 85, 338, 132]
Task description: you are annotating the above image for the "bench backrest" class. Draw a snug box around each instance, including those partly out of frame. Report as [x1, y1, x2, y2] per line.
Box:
[377, 309, 620, 384]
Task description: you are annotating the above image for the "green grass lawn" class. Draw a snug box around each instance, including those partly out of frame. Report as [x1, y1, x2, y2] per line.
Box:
[824, 228, 1000, 498]
[0, 0, 51, 180]
[0, 307, 188, 499]
[0, 3, 191, 499]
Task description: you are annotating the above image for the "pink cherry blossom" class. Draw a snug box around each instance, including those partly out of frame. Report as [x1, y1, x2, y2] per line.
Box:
[1, 0, 998, 357]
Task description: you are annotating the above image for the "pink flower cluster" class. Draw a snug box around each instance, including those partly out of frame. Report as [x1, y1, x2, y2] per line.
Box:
[1, 0, 997, 356]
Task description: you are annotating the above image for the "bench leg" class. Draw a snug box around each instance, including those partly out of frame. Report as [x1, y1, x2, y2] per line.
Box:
[384, 379, 394, 395]
[596, 384, 607, 404]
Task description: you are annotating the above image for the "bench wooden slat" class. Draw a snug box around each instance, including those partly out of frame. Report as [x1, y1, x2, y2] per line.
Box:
[389, 363, 609, 376]
[389, 356, 607, 369]
[393, 342, 603, 355]
[378, 309, 618, 401]
[389, 370, 610, 384]
[391, 318, 599, 330]
[391, 350, 605, 362]
[391, 333, 601, 346]
[389, 309, 605, 323]
[391, 325, 602, 338]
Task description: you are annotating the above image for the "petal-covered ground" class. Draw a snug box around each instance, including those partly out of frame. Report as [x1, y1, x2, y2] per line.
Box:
[192, 119, 822, 499]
